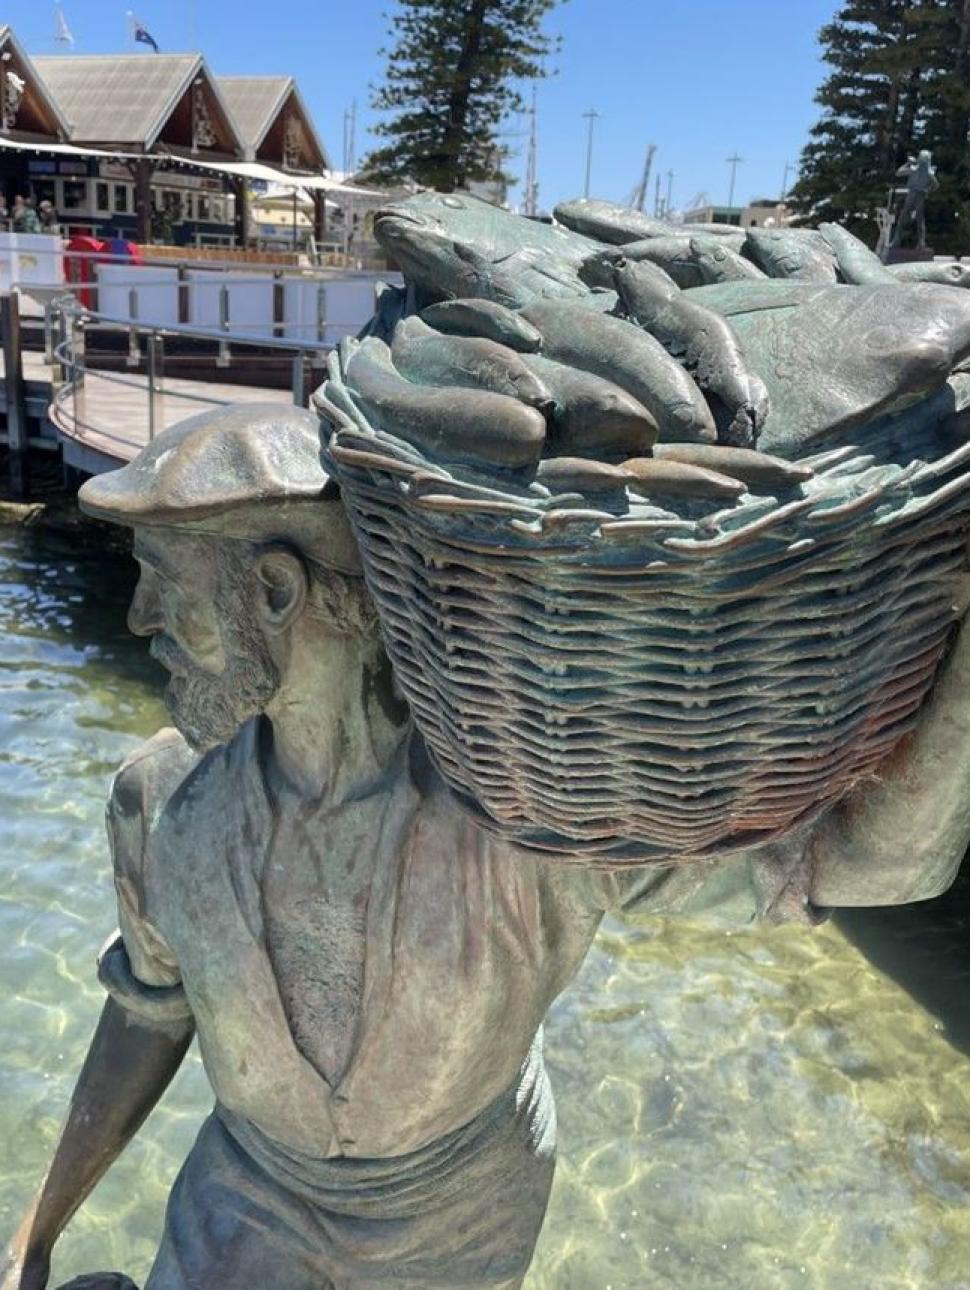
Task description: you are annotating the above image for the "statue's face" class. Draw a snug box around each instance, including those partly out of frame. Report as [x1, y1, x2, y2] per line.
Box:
[129, 528, 280, 751]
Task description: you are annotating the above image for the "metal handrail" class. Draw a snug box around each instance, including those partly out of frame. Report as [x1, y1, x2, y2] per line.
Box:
[47, 296, 339, 455]
[62, 305, 334, 353]
[58, 246, 386, 279]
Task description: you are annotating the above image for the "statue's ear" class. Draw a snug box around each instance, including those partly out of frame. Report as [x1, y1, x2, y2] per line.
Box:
[253, 548, 308, 633]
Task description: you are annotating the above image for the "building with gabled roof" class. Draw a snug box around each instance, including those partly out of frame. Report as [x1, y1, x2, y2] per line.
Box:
[31, 52, 246, 243]
[32, 53, 241, 158]
[0, 26, 71, 143]
[217, 77, 328, 173]
[0, 27, 382, 257]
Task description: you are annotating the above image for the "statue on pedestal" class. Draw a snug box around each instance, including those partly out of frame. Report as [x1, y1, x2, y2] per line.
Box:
[889, 149, 939, 251]
[6, 199, 970, 1289]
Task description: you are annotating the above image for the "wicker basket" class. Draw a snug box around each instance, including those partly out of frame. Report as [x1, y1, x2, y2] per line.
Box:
[315, 376, 970, 865]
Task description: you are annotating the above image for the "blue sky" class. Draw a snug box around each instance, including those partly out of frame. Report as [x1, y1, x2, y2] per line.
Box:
[11, 0, 838, 212]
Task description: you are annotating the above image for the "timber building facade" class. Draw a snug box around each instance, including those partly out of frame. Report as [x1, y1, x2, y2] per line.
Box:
[0, 25, 334, 249]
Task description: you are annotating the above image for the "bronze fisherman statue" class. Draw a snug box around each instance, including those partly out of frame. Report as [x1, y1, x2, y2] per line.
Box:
[8, 192, 970, 1287]
[4, 399, 970, 1290]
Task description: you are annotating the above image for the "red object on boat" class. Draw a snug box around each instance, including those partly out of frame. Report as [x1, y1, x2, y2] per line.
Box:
[63, 235, 107, 309]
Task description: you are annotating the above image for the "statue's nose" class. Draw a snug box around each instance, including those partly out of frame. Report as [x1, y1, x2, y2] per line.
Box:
[127, 574, 163, 637]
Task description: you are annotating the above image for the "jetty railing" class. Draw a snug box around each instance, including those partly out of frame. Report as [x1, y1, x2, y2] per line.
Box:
[44, 294, 353, 460]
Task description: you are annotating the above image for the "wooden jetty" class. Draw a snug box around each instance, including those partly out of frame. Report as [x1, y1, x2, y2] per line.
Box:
[49, 368, 295, 474]
[0, 291, 321, 492]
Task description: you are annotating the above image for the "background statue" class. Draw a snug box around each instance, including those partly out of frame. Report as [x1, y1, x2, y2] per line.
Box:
[7, 198, 970, 1288]
[889, 149, 939, 250]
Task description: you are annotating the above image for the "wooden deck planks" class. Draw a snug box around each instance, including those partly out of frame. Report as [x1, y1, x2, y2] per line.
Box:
[47, 367, 296, 465]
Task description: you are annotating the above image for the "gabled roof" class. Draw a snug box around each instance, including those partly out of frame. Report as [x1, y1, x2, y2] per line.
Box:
[33, 53, 242, 155]
[217, 77, 290, 153]
[217, 75, 328, 171]
[0, 26, 71, 140]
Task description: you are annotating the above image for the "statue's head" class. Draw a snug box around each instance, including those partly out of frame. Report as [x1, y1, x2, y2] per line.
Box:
[78, 405, 373, 751]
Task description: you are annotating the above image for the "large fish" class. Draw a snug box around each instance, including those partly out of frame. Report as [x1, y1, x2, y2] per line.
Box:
[614, 260, 770, 445]
[685, 280, 834, 316]
[520, 297, 717, 443]
[888, 260, 970, 289]
[418, 298, 543, 351]
[727, 283, 970, 456]
[518, 352, 659, 457]
[580, 232, 754, 291]
[390, 315, 552, 408]
[817, 223, 896, 285]
[373, 192, 598, 307]
[689, 239, 767, 284]
[743, 228, 839, 282]
[553, 198, 682, 244]
[338, 336, 546, 468]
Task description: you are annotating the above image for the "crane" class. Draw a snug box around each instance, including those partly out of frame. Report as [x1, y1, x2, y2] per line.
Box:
[628, 144, 656, 212]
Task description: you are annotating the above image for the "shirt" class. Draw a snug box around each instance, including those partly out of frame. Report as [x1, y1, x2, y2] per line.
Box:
[102, 718, 827, 1160]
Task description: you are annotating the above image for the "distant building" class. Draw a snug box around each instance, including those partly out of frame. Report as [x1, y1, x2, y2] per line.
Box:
[681, 203, 744, 227]
[0, 24, 390, 257]
[740, 199, 792, 229]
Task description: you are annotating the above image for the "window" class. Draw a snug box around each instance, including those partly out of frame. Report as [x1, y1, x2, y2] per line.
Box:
[95, 182, 110, 212]
[61, 180, 87, 211]
[162, 190, 183, 220]
[196, 195, 211, 221]
[114, 184, 129, 213]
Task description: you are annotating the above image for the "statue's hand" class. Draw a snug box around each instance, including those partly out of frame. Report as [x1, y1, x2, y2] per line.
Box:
[811, 555, 970, 907]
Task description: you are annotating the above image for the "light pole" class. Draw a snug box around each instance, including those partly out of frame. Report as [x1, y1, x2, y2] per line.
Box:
[726, 152, 743, 209]
[582, 109, 599, 199]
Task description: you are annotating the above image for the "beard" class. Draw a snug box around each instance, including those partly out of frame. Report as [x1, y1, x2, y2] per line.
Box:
[151, 612, 280, 753]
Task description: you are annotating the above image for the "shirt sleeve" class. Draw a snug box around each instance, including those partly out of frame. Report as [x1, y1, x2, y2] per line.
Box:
[593, 829, 829, 928]
[100, 730, 196, 1020]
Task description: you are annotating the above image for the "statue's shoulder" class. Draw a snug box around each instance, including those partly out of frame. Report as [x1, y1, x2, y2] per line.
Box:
[108, 727, 200, 828]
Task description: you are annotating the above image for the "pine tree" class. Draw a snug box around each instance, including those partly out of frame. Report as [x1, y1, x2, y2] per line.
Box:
[792, 1, 970, 251]
[360, 0, 560, 192]
[790, 1, 931, 240]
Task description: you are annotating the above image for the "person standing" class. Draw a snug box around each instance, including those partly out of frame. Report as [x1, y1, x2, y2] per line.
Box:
[12, 196, 40, 234]
[37, 201, 60, 235]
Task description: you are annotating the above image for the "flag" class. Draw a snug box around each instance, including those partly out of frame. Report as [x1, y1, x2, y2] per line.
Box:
[54, 4, 75, 46]
[127, 11, 159, 52]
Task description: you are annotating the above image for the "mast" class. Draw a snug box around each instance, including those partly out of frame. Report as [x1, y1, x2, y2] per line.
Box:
[632, 143, 655, 212]
[581, 108, 599, 199]
[524, 83, 538, 217]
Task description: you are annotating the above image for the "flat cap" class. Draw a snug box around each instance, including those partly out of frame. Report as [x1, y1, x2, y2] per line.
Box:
[77, 403, 363, 576]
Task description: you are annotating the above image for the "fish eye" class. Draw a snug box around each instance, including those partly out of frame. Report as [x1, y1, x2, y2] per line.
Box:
[441, 196, 464, 208]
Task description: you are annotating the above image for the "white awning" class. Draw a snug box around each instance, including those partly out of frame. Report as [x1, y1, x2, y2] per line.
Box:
[162, 154, 384, 197]
[0, 135, 129, 158]
[0, 136, 387, 198]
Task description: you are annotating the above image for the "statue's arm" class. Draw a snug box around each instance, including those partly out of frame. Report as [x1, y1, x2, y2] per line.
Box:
[811, 613, 970, 907]
[2, 731, 198, 1289]
[2, 996, 194, 1290]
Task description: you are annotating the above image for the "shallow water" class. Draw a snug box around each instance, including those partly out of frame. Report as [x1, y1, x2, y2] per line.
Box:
[0, 523, 969, 1289]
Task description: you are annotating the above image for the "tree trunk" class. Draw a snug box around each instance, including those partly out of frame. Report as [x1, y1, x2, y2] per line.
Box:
[898, 66, 922, 159]
[439, 0, 490, 191]
[129, 158, 156, 245]
[948, 0, 970, 151]
[877, 76, 901, 175]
